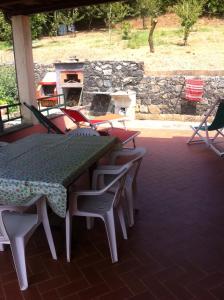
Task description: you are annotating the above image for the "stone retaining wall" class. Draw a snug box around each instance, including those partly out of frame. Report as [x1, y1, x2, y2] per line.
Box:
[2, 62, 224, 120]
[82, 61, 224, 120]
[34, 63, 54, 84]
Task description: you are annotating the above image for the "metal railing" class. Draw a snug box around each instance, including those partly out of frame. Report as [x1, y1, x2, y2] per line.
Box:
[37, 94, 65, 116]
[0, 94, 74, 132]
[0, 102, 22, 132]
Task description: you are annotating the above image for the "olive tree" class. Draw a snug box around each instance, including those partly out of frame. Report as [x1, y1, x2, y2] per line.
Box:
[136, 0, 150, 29]
[0, 12, 12, 44]
[100, 2, 130, 44]
[174, 0, 206, 45]
[136, 0, 164, 53]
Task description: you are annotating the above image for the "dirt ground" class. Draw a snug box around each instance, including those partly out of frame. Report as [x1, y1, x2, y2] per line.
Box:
[1, 14, 224, 75]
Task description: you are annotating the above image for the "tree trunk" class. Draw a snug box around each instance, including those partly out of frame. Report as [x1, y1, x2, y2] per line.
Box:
[88, 17, 92, 30]
[183, 27, 190, 46]
[148, 17, 158, 53]
[142, 16, 147, 29]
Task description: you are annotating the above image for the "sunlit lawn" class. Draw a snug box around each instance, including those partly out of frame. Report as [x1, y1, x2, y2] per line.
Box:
[0, 19, 224, 73]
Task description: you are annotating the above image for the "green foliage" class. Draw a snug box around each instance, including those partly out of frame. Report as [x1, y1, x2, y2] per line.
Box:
[101, 2, 131, 28]
[0, 1, 224, 45]
[126, 27, 184, 48]
[0, 66, 18, 105]
[99, 2, 131, 44]
[80, 5, 105, 29]
[0, 12, 12, 44]
[205, 0, 224, 16]
[135, 0, 169, 25]
[0, 42, 11, 50]
[121, 22, 132, 40]
[174, 0, 205, 45]
[127, 31, 147, 48]
[31, 13, 48, 39]
[45, 8, 83, 36]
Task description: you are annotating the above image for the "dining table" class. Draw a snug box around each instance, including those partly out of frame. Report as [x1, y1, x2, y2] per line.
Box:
[0, 133, 117, 217]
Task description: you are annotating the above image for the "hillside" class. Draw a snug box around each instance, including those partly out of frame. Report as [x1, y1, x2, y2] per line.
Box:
[1, 14, 224, 75]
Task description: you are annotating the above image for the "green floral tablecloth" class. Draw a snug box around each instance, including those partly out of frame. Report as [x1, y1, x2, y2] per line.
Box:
[0, 134, 116, 217]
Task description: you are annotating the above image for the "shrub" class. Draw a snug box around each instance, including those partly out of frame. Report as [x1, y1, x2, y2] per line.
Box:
[0, 66, 18, 106]
[127, 31, 147, 48]
[0, 12, 12, 44]
[121, 21, 132, 40]
[174, 0, 205, 45]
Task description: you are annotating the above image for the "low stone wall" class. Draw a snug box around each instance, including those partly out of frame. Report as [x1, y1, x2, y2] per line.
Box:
[34, 63, 54, 84]
[82, 61, 224, 120]
[1, 61, 224, 120]
[136, 76, 224, 119]
[83, 60, 144, 105]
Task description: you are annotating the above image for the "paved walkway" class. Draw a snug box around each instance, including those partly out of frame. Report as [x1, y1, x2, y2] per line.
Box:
[2, 127, 224, 300]
[127, 119, 198, 130]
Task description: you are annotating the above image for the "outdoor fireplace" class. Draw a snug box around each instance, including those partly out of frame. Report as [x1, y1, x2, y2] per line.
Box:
[55, 62, 85, 106]
[110, 90, 136, 120]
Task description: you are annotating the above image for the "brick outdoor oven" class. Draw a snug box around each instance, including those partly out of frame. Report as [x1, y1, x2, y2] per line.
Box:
[54, 61, 85, 106]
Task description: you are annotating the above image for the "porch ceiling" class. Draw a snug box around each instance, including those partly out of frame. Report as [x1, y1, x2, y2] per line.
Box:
[0, 0, 121, 16]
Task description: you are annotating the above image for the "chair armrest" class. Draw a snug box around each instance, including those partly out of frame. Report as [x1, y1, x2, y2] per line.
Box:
[92, 165, 125, 189]
[110, 147, 147, 164]
[74, 163, 130, 197]
[73, 187, 109, 197]
[95, 120, 113, 128]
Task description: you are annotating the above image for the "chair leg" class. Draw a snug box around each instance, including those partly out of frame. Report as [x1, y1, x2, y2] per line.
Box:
[117, 205, 128, 239]
[40, 200, 57, 260]
[66, 211, 72, 262]
[125, 189, 134, 227]
[133, 138, 136, 148]
[188, 99, 220, 144]
[10, 238, 28, 291]
[132, 180, 139, 210]
[187, 126, 202, 144]
[103, 211, 118, 263]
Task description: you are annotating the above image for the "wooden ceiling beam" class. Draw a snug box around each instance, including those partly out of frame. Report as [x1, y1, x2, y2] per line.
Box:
[0, 0, 123, 16]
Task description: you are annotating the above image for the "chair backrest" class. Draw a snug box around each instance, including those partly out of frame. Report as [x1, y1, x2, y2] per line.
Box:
[60, 108, 90, 126]
[0, 195, 41, 244]
[107, 162, 132, 208]
[208, 101, 224, 131]
[68, 127, 100, 137]
[0, 209, 10, 243]
[110, 147, 146, 186]
[184, 79, 204, 102]
[24, 102, 64, 134]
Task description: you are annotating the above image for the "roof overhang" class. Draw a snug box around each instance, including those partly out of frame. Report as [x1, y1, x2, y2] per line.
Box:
[0, 0, 123, 17]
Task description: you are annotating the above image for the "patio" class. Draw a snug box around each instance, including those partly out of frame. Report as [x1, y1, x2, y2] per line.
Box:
[1, 126, 224, 300]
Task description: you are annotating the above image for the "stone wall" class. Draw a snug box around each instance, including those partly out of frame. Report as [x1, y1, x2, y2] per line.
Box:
[136, 76, 224, 120]
[82, 61, 224, 120]
[34, 63, 54, 84]
[2, 61, 224, 120]
[83, 61, 144, 105]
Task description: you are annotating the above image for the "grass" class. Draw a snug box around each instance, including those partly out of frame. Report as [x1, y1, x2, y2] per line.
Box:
[1, 14, 224, 73]
[0, 41, 11, 50]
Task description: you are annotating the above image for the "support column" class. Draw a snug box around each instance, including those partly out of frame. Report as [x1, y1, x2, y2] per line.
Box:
[11, 15, 37, 124]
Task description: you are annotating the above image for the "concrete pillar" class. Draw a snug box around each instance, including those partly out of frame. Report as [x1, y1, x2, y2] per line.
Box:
[11, 15, 37, 124]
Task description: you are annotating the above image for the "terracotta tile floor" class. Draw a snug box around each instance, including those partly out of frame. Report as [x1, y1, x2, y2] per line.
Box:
[2, 128, 224, 299]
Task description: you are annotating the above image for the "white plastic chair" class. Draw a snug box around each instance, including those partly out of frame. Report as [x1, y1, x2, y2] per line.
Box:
[68, 127, 100, 137]
[92, 147, 146, 227]
[66, 163, 131, 263]
[0, 195, 57, 290]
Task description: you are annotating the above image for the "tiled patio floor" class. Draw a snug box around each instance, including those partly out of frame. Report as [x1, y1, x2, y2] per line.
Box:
[2, 128, 224, 300]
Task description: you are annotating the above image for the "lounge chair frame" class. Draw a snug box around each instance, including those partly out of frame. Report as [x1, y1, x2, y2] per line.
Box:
[187, 98, 224, 156]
